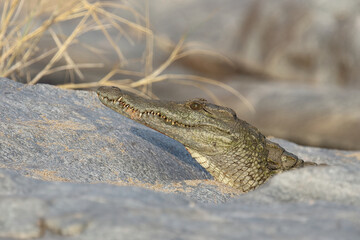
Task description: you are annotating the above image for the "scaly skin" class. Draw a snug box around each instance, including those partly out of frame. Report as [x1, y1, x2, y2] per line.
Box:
[96, 86, 316, 192]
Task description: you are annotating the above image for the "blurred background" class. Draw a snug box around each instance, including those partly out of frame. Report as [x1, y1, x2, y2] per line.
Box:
[1, 0, 359, 150]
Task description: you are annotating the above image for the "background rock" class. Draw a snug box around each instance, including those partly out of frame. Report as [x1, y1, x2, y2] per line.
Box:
[150, 0, 360, 87]
[1, 78, 360, 239]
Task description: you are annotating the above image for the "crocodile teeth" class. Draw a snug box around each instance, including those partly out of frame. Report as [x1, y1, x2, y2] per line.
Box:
[102, 97, 194, 128]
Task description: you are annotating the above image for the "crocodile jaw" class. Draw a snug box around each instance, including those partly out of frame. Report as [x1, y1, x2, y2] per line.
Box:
[96, 86, 238, 155]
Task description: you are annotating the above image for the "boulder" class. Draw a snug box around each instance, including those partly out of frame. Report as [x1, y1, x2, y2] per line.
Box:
[1, 78, 360, 239]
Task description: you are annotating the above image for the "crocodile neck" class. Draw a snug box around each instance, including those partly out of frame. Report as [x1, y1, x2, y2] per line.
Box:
[96, 86, 307, 192]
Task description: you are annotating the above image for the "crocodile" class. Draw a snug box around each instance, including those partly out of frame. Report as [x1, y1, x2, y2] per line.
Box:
[96, 86, 317, 192]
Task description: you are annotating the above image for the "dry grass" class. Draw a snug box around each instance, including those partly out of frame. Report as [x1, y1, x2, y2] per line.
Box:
[0, 0, 253, 112]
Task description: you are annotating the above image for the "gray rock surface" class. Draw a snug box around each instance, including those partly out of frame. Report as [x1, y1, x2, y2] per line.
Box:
[2, 168, 359, 240]
[0, 78, 211, 184]
[1, 78, 360, 239]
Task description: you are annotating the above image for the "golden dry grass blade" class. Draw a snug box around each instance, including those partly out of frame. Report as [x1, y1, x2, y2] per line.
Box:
[131, 36, 185, 88]
[49, 28, 84, 80]
[1, 0, 150, 84]
[175, 49, 235, 67]
[57, 79, 136, 92]
[103, 14, 135, 46]
[0, 0, 20, 41]
[11, 0, 24, 22]
[58, 81, 105, 89]
[3, 34, 42, 75]
[1, 12, 63, 64]
[96, 67, 144, 85]
[144, 0, 153, 77]
[99, 1, 146, 24]
[113, 69, 144, 78]
[143, 0, 153, 94]
[0, 0, 9, 26]
[108, 83, 152, 99]
[2, 48, 58, 77]
[90, 8, 126, 63]
[28, 8, 92, 85]
[170, 79, 221, 104]
[93, 5, 150, 34]
[43, 63, 104, 76]
[98, 68, 119, 84]
[150, 74, 255, 113]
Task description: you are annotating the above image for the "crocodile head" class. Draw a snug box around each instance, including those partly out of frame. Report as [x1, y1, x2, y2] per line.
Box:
[97, 86, 312, 192]
[96, 86, 241, 156]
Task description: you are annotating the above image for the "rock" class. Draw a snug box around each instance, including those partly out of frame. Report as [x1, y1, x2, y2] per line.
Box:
[0, 78, 211, 184]
[1, 78, 360, 239]
[150, 0, 360, 87]
[0, 77, 240, 203]
[1, 167, 360, 239]
[0, 195, 46, 239]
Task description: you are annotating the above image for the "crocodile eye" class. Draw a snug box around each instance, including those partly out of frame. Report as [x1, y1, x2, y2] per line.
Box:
[189, 102, 202, 110]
